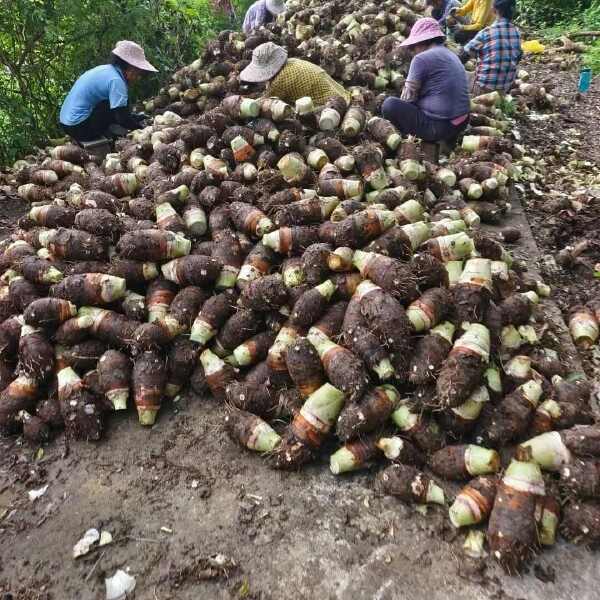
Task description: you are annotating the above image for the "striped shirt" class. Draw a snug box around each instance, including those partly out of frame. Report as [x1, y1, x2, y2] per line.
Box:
[464, 18, 523, 93]
[267, 58, 350, 107]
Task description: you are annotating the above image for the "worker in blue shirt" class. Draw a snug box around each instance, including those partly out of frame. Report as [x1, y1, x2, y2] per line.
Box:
[59, 41, 157, 143]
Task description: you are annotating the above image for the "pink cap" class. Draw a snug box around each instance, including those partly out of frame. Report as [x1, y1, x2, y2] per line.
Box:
[400, 17, 446, 47]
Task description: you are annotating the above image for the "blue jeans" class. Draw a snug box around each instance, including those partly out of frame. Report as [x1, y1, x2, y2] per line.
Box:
[382, 97, 468, 143]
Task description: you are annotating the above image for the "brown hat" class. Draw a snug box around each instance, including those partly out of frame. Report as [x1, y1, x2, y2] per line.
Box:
[240, 42, 288, 83]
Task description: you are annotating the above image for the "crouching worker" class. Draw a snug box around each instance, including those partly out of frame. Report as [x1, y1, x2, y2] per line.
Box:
[460, 0, 522, 96]
[240, 42, 350, 106]
[59, 41, 157, 144]
[243, 0, 286, 34]
[381, 18, 470, 144]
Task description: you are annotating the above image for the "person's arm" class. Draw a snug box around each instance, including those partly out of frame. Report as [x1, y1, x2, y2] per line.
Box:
[462, 29, 485, 58]
[401, 56, 424, 104]
[108, 77, 140, 130]
[401, 80, 421, 103]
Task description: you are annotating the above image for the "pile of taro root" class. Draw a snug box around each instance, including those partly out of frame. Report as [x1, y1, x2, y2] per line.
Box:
[2, 0, 599, 579]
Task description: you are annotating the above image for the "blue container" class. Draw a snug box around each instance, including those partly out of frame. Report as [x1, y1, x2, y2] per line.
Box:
[579, 68, 592, 93]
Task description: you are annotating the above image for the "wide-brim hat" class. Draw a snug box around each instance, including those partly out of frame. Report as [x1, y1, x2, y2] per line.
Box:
[400, 17, 445, 47]
[266, 0, 286, 15]
[112, 40, 158, 73]
[240, 42, 288, 83]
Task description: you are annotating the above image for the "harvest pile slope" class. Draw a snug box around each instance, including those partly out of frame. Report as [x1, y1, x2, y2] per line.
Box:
[1, 0, 598, 580]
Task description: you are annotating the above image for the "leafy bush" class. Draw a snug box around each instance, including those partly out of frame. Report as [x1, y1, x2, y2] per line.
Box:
[0, 0, 254, 166]
[518, 0, 593, 28]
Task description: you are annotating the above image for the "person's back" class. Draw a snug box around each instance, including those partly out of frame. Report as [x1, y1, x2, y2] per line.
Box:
[462, 0, 522, 94]
[60, 64, 127, 127]
[408, 46, 470, 120]
[267, 58, 350, 106]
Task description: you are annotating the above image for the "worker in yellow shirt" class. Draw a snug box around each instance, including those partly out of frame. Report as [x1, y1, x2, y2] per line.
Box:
[240, 42, 350, 107]
[448, 0, 494, 44]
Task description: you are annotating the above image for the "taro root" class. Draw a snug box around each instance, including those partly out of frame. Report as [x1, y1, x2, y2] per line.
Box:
[487, 459, 545, 574]
[146, 278, 178, 324]
[0, 375, 39, 434]
[133, 350, 166, 425]
[356, 280, 413, 355]
[38, 228, 107, 261]
[308, 329, 368, 402]
[239, 274, 288, 311]
[225, 409, 281, 453]
[330, 434, 381, 474]
[78, 307, 139, 349]
[352, 250, 417, 302]
[391, 401, 446, 453]
[561, 501, 600, 545]
[23, 298, 77, 328]
[97, 350, 131, 410]
[18, 326, 54, 381]
[161, 255, 222, 287]
[236, 242, 276, 289]
[336, 384, 399, 441]
[475, 380, 543, 448]
[376, 436, 425, 467]
[57, 366, 103, 440]
[429, 444, 500, 480]
[377, 463, 445, 505]
[284, 382, 345, 455]
[214, 309, 263, 355]
[51, 274, 126, 306]
[409, 322, 455, 385]
[190, 289, 237, 345]
[29, 205, 76, 228]
[449, 476, 498, 528]
[290, 280, 335, 328]
[19, 256, 63, 285]
[453, 258, 492, 325]
[285, 337, 325, 399]
[109, 259, 159, 288]
[159, 286, 208, 337]
[436, 324, 490, 409]
[200, 348, 235, 400]
[117, 229, 191, 262]
[343, 298, 395, 380]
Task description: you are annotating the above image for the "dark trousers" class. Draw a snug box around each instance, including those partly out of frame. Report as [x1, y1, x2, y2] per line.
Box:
[61, 100, 115, 143]
[382, 97, 468, 144]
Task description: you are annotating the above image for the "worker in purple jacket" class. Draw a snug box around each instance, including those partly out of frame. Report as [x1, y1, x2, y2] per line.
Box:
[381, 18, 470, 144]
[243, 0, 286, 34]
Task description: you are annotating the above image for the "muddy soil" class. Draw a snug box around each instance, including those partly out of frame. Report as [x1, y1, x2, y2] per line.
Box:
[2, 394, 600, 600]
[516, 54, 600, 376]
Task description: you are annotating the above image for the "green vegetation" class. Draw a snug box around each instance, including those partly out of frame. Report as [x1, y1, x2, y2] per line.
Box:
[518, 0, 593, 30]
[0, 0, 253, 165]
[519, 0, 600, 79]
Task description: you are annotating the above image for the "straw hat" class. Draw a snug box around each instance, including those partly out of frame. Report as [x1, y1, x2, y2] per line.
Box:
[266, 0, 286, 15]
[400, 17, 445, 47]
[112, 40, 158, 73]
[240, 42, 288, 83]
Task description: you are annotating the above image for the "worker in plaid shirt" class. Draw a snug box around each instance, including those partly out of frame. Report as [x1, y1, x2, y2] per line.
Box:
[460, 0, 522, 95]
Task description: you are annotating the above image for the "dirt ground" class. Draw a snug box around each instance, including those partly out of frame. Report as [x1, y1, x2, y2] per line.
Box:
[2, 55, 600, 600]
